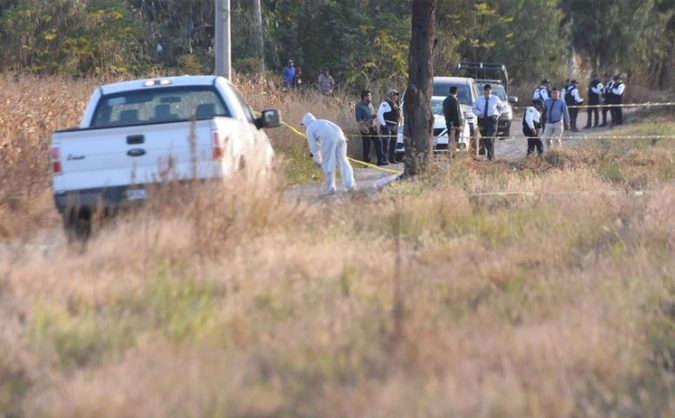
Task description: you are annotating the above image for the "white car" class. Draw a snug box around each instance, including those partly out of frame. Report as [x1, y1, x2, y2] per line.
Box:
[394, 95, 472, 161]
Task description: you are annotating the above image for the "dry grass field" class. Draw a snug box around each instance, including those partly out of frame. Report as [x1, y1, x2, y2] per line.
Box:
[2, 74, 675, 417]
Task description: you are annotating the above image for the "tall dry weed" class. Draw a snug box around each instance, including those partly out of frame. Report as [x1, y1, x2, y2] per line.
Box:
[2, 74, 675, 417]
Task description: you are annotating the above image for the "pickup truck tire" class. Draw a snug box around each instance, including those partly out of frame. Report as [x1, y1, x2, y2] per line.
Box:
[62, 208, 92, 242]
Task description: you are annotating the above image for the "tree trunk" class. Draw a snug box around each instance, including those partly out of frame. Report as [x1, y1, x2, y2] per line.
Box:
[403, 0, 437, 177]
[252, 0, 265, 73]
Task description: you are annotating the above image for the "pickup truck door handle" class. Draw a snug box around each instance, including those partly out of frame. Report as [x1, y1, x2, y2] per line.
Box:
[127, 135, 144, 145]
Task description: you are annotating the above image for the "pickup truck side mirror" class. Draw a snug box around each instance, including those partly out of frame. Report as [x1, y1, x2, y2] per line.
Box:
[255, 109, 282, 130]
[508, 96, 518, 104]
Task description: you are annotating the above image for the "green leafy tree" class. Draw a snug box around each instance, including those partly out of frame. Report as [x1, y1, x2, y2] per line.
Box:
[0, 0, 146, 75]
[562, 0, 672, 85]
[342, 11, 411, 91]
[490, 0, 569, 86]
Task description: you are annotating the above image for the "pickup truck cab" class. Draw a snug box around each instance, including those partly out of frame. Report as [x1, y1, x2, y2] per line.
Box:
[51, 75, 280, 238]
[452, 62, 518, 137]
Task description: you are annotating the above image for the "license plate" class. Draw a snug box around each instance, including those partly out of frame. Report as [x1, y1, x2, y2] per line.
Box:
[126, 189, 147, 200]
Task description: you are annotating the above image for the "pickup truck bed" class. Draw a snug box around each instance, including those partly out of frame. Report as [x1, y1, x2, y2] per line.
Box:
[52, 117, 269, 211]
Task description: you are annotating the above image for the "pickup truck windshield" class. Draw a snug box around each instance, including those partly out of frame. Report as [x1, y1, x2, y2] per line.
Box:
[90, 86, 231, 127]
[432, 84, 473, 105]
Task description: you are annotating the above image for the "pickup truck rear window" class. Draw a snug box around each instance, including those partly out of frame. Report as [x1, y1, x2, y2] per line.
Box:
[90, 86, 231, 127]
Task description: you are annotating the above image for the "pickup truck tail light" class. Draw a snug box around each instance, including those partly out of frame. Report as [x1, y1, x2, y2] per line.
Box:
[212, 131, 223, 160]
[51, 145, 62, 175]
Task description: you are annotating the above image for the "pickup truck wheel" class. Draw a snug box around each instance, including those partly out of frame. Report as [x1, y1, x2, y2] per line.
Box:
[62, 209, 91, 242]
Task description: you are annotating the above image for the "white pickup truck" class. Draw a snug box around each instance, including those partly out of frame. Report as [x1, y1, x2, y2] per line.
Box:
[51, 75, 280, 238]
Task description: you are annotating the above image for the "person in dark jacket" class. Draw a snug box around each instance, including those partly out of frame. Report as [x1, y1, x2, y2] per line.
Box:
[600, 73, 614, 127]
[355, 90, 385, 165]
[442, 85, 463, 158]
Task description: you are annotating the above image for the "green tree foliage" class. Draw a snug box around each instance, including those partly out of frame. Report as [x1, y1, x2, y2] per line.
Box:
[563, 0, 673, 86]
[490, 0, 569, 85]
[0, 0, 146, 75]
[133, 0, 214, 73]
[0, 0, 672, 88]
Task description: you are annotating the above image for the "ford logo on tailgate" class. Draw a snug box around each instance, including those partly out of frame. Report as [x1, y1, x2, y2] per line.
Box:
[127, 148, 146, 157]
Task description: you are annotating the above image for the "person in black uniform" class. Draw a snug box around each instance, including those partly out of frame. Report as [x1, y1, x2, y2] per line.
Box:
[377, 89, 402, 164]
[585, 72, 603, 128]
[611, 75, 625, 126]
[600, 73, 614, 127]
[443, 86, 463, 159]
[564, 80, 583, 132]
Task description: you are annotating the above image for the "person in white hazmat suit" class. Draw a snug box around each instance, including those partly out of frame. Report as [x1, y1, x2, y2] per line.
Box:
[301, 113, 356, 195]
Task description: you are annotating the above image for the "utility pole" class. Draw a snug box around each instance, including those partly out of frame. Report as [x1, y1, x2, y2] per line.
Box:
[215, 0, 231, 78]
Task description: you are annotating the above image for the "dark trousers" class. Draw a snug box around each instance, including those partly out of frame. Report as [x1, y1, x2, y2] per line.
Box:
[478, 116, 498, 160]
[446, 123, 461, 158]
[569, 107, 579, 130]
[611, 102, 623, 126]
[602, 97, 614, 126]
[361, 127, 383, 164]
[586, 98, 599, 127]
[523, 126, 543, 155]
[380, 125, 397, 162]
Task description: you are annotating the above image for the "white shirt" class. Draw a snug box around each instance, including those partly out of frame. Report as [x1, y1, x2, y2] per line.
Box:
[533, 86, 549, 102]
[590, 81, 603, 95]
[472, 94, 505, 118]
[568, 86, 584, 103]
[524, 106, 541, 130]
[377, 100, 399, 126]
[612, 82, 625, 95]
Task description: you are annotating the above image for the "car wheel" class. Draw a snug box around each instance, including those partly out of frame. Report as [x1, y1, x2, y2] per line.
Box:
[502, 127, 510, 138]
[394, 153, 404, 163]
[62, 208, 92, 243]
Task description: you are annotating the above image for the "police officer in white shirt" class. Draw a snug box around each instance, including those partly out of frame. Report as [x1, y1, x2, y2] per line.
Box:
[523, 99, 544, 156]
[533, 79, 551, 102]
[564, 80, 584, 132]
[611, 75, 625, 126]
[585, 72, 603, 129]
[472, 84, 505, 161]
[600, 73, 614, 127]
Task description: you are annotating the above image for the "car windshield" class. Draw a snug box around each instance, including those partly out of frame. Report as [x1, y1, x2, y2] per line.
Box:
[430, 99, 444, 116]
[432, 84, 472, 105]
[480, 84, 507, 101]
[90, 86, 231, 127]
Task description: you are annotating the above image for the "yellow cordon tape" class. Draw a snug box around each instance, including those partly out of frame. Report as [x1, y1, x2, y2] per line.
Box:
[280, 121, 403, 175]
[470, 190, 654, 197]
[514, 101, 675, 110]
